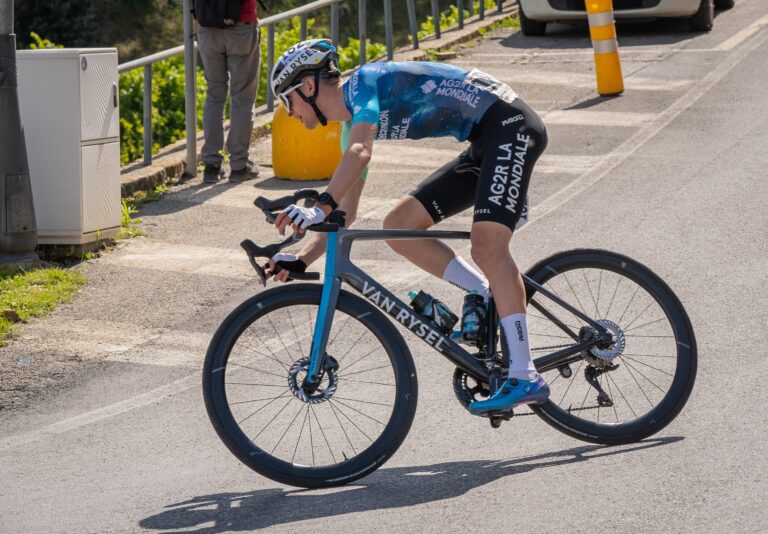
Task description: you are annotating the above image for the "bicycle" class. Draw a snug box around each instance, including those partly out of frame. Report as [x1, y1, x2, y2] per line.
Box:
[202, 189, 697, 488]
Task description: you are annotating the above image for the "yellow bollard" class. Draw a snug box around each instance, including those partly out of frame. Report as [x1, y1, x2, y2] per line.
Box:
[586, 0, 624, 96]
[271, 103, 342, 180]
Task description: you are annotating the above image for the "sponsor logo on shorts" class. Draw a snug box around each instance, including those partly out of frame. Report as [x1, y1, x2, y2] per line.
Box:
[432, 200, 444, 219]
[474, 208, 491, 215]
[487, 133, 531, 215]
[501, 114, 524, 126]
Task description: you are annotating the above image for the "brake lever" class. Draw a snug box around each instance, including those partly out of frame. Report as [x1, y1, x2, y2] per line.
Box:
[240, 239, 320, 282]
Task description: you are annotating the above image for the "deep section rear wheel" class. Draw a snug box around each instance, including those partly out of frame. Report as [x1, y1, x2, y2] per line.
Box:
[203, 284, 418, 488]
[524, 250, 697, 445]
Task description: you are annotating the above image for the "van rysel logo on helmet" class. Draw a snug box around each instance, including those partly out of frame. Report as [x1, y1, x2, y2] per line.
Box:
[274, 49, 325, 88]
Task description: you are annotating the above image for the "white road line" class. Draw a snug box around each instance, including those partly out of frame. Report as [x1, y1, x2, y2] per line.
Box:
[459, 69, 693, 91]
[528, 24, 768, 227]
[541, 110, 654, 127]
[714, 12, 768, 51]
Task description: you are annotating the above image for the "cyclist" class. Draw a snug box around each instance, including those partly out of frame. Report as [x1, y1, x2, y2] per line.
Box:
[265, 39, 550, 415]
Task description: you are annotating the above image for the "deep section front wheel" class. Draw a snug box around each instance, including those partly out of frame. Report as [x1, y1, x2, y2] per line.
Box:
[203, 283, 418, 488]
[524, 250, 697, 445]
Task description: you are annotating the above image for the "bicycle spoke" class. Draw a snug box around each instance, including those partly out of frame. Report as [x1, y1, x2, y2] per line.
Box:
[271, 401, 306, 454]
[310, 404, 337, 464]
[604, 275, 622, 319]
[583, 269, 601, 319]
[620, 357, 668, 395]
[618, 359, 655, 408]
[336, 328, 372, 364]
[229, 362, 286, 380]
[253, 396, 294, 441]
[606, 371, 638, 419]
[230, 394, 287, 406]
[559, 359, 584, 405]
[330, 400, 376, 443]
[291, 406, 310, 464]
[307, 407, 316, 466]
[333, 396, 393, 408]
[237, 391, 291, 426]
[329, 401, 358, 455]
[623, 300, 656, 331]
[621, 355, 674, 377]
[621, 352, 675, 359]
[616, 285, 641, 325]
[604, 370, 620, 423]
[331, 398, 388, 427]
[341, 378, 396, 387]
[596, 270, 604, 319]
[623, 316, 668, 333]
[340, 363, 392, 378]
[562, 271, 588, 318]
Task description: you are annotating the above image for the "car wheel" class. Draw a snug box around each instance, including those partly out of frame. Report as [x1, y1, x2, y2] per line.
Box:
[518, 1, 547, 36]
[714, 0, 734, 9]
[689, 0, 714, 31]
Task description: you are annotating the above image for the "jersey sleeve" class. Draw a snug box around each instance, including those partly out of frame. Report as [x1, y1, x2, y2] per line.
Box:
[340, 121, 369, 182]
[348, 68, 380, 126]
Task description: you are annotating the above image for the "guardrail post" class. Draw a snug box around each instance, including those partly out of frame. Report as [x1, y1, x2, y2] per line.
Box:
[468, 0, 474, 17]
[431, 0, 441, 38]
[300, 14, 308, 40]
[384, 0, 394, 59]
[331, 2, 339, 45]
[458, 0, 464, 29]
[497, 0, 502, 13]
[143, 64, 152, 166]
[359, 0, 367, 64]
[407, 0, 419, 49]
[183, 0, 197, 177]
[267, 24, 275, 111]
[479, 0, 485, 20]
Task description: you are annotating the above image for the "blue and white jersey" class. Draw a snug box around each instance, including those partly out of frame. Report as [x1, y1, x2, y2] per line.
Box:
[342, 62, 518, 142]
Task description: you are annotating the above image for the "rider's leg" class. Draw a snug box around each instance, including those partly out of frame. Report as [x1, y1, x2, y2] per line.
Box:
[465, 98, 550, 415]
[470, 221, 534, 378]
[384, 197, 489, 296]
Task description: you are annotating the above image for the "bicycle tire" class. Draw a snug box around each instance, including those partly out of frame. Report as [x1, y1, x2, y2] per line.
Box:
[203, 283, 418, 488]
[524, 249, 697, 445]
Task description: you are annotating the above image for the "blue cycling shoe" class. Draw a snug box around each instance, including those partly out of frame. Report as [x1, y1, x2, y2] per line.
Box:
[468, 375, 550, 416]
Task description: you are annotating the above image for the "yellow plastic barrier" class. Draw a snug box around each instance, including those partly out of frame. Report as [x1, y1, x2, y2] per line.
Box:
[271, 103, 342, 180]
[586, 0, 624, 96]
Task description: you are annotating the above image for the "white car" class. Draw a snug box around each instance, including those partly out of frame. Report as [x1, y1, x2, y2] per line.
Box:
[516, 0, 734, 36]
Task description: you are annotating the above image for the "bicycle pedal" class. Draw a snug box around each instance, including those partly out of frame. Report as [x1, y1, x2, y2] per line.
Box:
[488, 410, 514, 429]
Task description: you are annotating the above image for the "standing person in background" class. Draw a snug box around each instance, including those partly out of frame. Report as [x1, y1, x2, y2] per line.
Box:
[195, 0, 261, 184]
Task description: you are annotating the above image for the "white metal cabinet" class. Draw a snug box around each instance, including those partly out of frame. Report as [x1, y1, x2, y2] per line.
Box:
[17, 48, 121, 245]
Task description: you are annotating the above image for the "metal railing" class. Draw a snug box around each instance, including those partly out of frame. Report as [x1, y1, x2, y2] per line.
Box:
[117, 0, 508, 173]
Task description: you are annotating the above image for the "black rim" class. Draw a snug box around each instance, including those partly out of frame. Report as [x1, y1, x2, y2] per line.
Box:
[526, 251, 695, 438]
[204, 287, 416, 484]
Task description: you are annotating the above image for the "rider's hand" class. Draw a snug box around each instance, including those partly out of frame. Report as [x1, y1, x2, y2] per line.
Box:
[275, 204, 325, 235]
[263, 253, 307, 284]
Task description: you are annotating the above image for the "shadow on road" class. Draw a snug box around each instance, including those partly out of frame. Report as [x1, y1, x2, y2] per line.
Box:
[140, 436, 683, 532]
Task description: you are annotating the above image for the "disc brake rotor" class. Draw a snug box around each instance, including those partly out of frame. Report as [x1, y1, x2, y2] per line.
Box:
[288, 357, 338, 403]
[589, 319, 626, 362]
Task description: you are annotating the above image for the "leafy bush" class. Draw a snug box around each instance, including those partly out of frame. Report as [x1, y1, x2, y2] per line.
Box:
[119, 57, 207, 165]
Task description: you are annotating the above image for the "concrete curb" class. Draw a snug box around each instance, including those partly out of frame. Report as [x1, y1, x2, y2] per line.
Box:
[119, 4, 519, 198]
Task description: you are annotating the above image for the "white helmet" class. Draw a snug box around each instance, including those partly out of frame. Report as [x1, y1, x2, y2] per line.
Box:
[270, 39, 340, 98]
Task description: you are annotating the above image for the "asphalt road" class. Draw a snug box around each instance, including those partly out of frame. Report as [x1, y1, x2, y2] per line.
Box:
[2, 1, 768, 531]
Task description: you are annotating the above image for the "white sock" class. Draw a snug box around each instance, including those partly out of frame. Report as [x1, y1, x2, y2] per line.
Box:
[442, 256, 490, 299]
[500, 313, 537, 381]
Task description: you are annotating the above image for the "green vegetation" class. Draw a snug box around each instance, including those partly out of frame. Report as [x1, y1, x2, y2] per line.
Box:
[22, 1, 517, 165]
[0, 267, 86, 346]
[114, 183, 170, 240]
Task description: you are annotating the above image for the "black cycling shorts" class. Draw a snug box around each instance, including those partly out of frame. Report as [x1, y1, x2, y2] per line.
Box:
[410, 98, 547, 232]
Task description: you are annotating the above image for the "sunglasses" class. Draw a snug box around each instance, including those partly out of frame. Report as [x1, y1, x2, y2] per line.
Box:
[277, 81, 304, 114]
